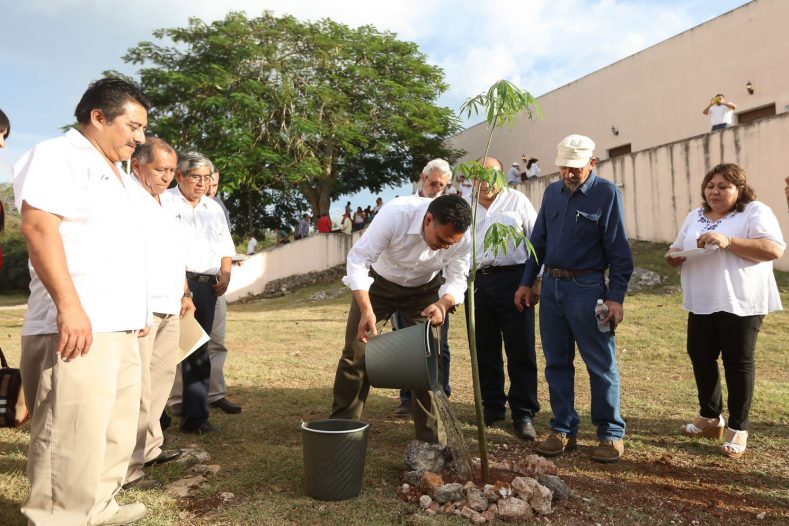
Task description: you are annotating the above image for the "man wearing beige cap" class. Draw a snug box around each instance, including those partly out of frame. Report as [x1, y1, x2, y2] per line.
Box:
[515, 134, 633, 463]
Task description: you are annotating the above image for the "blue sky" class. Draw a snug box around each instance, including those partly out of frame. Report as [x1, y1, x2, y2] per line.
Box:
[0, 0, 750, 219]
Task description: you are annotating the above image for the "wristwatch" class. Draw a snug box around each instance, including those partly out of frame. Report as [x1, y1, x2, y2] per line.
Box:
[183, 291, 193, 298]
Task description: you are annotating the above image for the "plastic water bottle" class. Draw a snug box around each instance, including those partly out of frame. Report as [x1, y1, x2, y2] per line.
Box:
[595, 299, 610, 333]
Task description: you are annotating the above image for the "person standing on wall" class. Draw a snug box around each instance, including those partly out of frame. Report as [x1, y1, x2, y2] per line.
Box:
[703, 93, 736, 131]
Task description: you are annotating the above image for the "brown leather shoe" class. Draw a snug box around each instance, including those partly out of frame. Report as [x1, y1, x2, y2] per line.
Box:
[393, 401, 412, 417]
[534, 432, 577, 457]
[590, 439, 624, 463]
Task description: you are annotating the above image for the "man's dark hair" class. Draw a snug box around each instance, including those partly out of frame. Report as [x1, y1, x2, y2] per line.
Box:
[428, 194, 472, 233]
[131, 136, 176, 165]
[0, 108, 9, 139]
[74, 77, 151, 125]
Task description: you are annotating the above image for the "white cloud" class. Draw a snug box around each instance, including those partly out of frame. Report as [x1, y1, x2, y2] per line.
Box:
[0, 0, 750, 182]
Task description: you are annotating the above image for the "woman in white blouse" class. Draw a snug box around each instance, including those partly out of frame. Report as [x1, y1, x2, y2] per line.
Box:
[665, 163, 784, 458]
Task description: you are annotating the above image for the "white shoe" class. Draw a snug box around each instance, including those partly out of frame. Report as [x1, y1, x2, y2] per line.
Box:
[96, 502, 147, 525]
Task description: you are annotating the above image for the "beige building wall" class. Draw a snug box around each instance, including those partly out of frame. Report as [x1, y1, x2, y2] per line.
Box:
[451, 0, 789, 172]
[226, 232, 362, 302]
[515, 112, 789, 271]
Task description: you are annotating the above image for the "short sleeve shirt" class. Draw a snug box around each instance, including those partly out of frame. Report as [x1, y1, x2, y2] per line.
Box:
[163, 187, 236, 275]
[13, 129, 148, 335]
[671, 202, 784, 315]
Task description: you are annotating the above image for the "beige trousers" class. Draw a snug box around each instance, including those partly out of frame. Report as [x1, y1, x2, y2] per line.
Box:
[168, 295, 228, 409]
[126, 314, 180, 484]
[20, 332, 141, 526]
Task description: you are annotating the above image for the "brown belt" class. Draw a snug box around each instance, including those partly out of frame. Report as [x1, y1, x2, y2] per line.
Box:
[544, 267, 600, 279]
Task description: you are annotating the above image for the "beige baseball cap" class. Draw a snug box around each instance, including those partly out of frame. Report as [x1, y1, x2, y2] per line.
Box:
[555, 134, 595, 168]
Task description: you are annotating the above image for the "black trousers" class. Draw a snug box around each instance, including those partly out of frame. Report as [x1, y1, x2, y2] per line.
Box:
[687, 311, 763, 431]
[469, 268, 540, 422]
[180, 279, 217, 431]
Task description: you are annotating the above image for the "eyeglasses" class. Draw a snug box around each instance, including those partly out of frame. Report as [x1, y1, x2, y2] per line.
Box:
[186, 174, 214, 183]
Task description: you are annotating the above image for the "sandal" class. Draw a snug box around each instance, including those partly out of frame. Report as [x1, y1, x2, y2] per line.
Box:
[681, 415, 724, 439]
[722, 428, 748, 459]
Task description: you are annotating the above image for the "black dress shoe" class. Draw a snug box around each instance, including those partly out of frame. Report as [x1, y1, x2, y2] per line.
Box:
[122, 475, 162, 491]
[180, 421, 221, 434]
[210, 397, 242, 414]
[513, 417, 537, 441]
[484, 412, 506, 427]
[144, 449, 183, 467]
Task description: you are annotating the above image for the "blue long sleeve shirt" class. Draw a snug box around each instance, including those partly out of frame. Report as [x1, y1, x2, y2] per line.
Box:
[521, 172, 634, 303]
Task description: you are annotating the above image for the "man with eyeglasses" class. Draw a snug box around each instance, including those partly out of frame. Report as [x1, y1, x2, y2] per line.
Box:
[165, 151, 235, 434]
[515, 135, 633, 464]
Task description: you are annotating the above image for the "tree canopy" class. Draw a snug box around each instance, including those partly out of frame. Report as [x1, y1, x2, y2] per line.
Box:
[123, 12, 462, 233]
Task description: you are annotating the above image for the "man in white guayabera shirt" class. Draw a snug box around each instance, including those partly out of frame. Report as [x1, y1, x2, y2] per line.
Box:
[330, 194, 472, 444]
[13, 77, 151, 526]
[123, 137, 196, 491]
[164, 152, 235, 435]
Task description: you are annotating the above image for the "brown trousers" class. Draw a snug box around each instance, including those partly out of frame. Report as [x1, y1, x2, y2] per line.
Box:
[331, 271, 446, 444]
[126, 314, 180, 484]
[20, 332, 141, 526]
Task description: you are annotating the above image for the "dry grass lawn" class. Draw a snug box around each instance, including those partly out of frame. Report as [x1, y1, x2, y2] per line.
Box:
[1, 241, 787, 525]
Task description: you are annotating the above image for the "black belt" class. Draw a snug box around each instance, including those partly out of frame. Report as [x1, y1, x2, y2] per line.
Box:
[476, 264, 525, 275]
[544, 267, 600, 279]
[186, 271, 217, 284]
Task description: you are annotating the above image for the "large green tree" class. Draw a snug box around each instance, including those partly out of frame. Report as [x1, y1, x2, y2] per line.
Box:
[123, 12, 461, 230]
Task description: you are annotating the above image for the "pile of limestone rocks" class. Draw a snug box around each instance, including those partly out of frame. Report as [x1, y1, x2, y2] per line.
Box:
[400, 441, 571, 524]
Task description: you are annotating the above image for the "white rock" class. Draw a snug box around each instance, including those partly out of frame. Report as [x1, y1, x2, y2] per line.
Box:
[419, 495, 432, 509]
[529, 483, 553, 515]
[496, 497, 533, 521]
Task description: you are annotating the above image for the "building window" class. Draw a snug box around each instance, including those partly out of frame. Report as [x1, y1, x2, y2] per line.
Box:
[737, 104, 776, 126]
[608, 144, 632, 159]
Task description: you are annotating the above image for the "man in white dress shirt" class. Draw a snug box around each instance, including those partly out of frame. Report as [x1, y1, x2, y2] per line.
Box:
[331, 194, 472, 443]
[467, 157, 541, 441]
[124, 137, 195, 490]
[14, 78, 151, 525]
[165, 152, 235, 434]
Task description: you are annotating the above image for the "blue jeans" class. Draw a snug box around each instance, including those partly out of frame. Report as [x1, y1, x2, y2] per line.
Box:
[539, 273, 625, 440]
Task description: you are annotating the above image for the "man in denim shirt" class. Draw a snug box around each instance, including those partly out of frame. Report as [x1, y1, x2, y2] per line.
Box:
[515, 134, 633, 463]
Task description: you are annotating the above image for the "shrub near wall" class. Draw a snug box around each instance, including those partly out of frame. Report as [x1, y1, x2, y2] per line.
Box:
[0, 229, 30, 293]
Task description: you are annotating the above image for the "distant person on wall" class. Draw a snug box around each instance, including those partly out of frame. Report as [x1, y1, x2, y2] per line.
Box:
[345, 201, 352, 217]
[666, 163, 784, 459]
[372, 197, 384, 216]
[247, 233, 257, 255]
[0, 108, 9, 271]
[297, 214, 311, 240]
[340, 213, 353, 234]
[353, 206, 366, 232]
[526, 158, 540, 179]
[703, 93, 736, 131]
[317, 212, 331, 233]
[506, 161, 521, 186]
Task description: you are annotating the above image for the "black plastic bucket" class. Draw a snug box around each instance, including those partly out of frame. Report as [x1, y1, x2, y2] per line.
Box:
[365, 321, 440, 392]
[301, 419, 370, 501]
